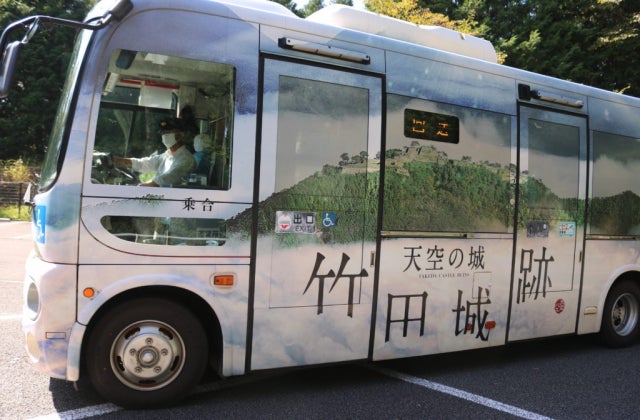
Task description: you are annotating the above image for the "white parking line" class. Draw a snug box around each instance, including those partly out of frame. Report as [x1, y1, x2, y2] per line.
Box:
[0, 314, 21, 321]
[27, 373, 262, 419]
[29, 363, 553, 419]
[368, 364, 553, 420]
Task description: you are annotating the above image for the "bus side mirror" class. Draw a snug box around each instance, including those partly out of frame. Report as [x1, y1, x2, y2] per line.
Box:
[0, 41, 21, 99]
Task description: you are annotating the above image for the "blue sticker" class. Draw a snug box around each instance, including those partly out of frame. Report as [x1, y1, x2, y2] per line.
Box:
[321, 212, 337, 228]
[35, 205, 46, 243]
[557, 221, 575, 237]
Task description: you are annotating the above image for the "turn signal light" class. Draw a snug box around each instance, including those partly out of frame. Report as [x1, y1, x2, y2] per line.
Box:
[213, 275, 234, 287]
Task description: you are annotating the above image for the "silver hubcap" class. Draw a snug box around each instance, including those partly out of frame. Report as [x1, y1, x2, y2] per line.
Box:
[611, 292, 639, 336]
[111, 320, 185, 391]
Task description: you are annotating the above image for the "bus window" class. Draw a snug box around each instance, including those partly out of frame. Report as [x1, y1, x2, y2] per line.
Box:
[384, 95, 513, 233]
[92, 49, 234, 190]
[273, 75, 370, 193]
[101, 216, 227, 246]
[524, 118, 580, 222]
[590, 132, 640, 235]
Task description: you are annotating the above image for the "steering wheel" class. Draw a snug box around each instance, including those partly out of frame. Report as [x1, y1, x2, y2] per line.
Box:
[114, 165, 136, 183]
[92, 151, 136, 184]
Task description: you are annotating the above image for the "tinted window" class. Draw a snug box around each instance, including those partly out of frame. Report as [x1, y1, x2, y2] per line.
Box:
[384, 95, 513, 233]
[274, 75, 370, 193]
[590, 131, 640, 235]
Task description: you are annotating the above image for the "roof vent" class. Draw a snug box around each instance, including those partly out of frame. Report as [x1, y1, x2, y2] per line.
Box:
[307, 5, 497, 63]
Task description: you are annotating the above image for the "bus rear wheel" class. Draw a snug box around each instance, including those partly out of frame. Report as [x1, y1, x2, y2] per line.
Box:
[85, 297, 208, 408]
[600, 281, 640, 348]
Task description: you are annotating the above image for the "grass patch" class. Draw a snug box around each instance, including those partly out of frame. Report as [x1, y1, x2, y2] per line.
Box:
[0, 205, 32, 221]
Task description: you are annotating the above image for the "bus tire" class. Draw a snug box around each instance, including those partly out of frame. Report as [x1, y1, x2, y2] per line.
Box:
[600, 280, 640, 348]
[85, 297, 208, 408]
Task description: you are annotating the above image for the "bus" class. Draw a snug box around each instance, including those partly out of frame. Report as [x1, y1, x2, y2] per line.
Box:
[2, 0, 640, 408]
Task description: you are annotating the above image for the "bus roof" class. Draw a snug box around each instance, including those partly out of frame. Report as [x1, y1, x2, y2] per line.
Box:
[95, 0, 497, 64]
[307, 5, 498, 63]
[215, 0, 297, 17]
[84, 0, 639, 110]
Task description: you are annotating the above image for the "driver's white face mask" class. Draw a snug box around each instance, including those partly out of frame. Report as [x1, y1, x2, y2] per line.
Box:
[193, 136, 204, 152]
[161, 133, 177, 149]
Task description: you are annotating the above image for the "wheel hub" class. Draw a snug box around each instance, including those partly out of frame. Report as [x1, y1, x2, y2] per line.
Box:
[139, 347, 159, 366]
[111, 322, 185, 390]
[612, 293, 639, 336]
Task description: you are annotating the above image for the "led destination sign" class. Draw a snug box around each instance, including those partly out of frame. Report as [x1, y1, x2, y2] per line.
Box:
[404, 109, 460, 144]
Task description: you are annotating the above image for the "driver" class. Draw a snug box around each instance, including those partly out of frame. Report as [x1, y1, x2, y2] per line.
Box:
[113, 118, 196, 187]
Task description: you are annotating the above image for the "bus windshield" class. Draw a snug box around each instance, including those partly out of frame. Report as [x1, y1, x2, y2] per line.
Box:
[39, 31, 93, 191]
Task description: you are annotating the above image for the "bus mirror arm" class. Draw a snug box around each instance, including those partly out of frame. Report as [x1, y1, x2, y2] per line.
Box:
[0, 0, 133, 99]
[104, 0, 134, 23]
[22, 182, 35, 209]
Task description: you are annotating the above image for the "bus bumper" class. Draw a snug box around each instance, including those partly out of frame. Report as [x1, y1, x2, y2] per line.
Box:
[23, 252, 77, 380]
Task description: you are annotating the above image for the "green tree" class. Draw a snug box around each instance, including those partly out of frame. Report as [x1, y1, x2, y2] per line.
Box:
[455, 0, 640, 96]
[417, 0, 463, 17]
[367, 0, 455, 28]
[366, 0, 482, 36]
[0, 0, 92, 161]
[587, 0, 640, 95]
[304, 0, 326, 15]
[270, 0, 306, 17]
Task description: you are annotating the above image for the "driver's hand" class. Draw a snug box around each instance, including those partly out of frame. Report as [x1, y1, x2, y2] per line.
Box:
[113, 157, 132, 168]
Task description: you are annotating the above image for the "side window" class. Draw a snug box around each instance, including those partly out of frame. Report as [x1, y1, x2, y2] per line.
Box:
[590, 131, 640, 235]
[92, 49, 234, 190]
[523, 118, 580, 223]
[384, 95, 513, 233]
[102, 215, 227, 246]
[274, 75, 370, 193]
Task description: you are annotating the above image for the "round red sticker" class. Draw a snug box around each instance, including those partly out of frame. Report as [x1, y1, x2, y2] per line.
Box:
[554, 299, 565, 314]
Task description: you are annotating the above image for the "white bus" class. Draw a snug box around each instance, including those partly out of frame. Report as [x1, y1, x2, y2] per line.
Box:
[2, 0, 640, 408]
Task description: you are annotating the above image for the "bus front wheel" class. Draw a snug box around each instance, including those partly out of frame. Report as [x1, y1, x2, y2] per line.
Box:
[600, 280, 640, 348]
[85, 297, 208, 408]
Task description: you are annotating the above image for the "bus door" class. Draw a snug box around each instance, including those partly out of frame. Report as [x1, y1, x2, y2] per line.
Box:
[250, 58, 383, 370]
[508, 105, 587, 341]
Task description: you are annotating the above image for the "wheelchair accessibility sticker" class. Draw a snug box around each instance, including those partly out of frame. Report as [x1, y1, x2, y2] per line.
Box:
[321, 212, 337, 228]
[35, 205, 46, 244]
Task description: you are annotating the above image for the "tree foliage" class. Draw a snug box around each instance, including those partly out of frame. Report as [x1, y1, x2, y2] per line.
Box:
[0, 0, 92, 161]
[447, 0, 639, 95]
[382, 149, 514, 232]
[590, 190, 640, 235]
[270, 0, 306, 17]
[366, 0, 639, 95]
[366, 0, 467, 31]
